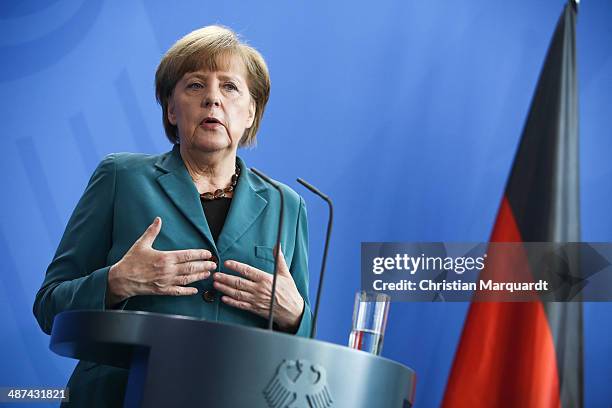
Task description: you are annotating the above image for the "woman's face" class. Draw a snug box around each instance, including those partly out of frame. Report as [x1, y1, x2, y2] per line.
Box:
[168, 54, 255, 155]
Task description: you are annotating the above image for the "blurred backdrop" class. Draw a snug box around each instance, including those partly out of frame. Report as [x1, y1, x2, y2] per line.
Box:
[1, 0, 611, 406]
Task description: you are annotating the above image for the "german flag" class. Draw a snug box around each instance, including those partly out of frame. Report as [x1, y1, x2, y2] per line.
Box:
[442, 1, 581, 407]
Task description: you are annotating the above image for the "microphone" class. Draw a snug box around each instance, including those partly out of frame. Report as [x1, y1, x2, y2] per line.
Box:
[296, 178, 333, 339]
[250, 168, 284, 331]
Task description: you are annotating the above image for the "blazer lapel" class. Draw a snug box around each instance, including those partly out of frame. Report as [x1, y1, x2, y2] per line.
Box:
[216, 157, 268, 256]
[155, 145, 216, 249]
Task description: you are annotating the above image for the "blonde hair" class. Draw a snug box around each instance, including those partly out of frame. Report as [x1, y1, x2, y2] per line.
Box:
[155, 25, 270, 146]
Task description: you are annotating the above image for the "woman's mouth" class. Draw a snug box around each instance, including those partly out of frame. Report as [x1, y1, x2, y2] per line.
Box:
[200, 117, 223, 130]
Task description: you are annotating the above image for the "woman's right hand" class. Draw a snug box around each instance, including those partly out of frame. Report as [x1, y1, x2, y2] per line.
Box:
[106, 217, 215, 306]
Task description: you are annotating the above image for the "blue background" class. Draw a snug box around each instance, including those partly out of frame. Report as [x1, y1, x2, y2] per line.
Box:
[1, 0, 611, 406]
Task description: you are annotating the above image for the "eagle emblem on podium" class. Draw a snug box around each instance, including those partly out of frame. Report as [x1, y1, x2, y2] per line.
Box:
[263, 359, 333, 408]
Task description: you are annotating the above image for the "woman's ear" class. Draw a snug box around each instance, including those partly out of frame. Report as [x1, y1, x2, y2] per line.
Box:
[246, 100, 256, 128]
[167, 95, 177, 125]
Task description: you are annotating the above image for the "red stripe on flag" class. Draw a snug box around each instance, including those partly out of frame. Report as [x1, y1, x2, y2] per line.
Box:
[442, 198, 561, 408]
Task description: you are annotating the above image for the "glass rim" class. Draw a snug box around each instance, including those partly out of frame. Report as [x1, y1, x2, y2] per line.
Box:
[356, 290, 390, 303]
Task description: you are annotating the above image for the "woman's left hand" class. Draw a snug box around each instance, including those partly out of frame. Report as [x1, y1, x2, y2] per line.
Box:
[213, 246, 304, 332]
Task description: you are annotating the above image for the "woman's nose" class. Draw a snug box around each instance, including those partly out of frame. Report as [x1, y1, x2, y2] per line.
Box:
[203, 94, 221, 107]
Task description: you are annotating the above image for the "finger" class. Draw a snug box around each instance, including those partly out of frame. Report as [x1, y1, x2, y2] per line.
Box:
[213, 281, 254, 303]
[273, 245, 291, 276]
[213, 273, 256, 292]
[224, 260, 268, 282]
[155, 285, 198, 296]
[137, 217, 162, 247]
[166, 248, 213, 264]
[174, 261, 217, 275]
[220, 295, 252, 312]
[173, 271, 211, 286]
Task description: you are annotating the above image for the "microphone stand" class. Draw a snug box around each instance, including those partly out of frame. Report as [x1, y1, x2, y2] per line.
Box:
[250, 168, 284, 331]
[296, 178, 333, 339]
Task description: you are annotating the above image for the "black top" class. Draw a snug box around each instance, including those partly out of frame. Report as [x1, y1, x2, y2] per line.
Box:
[200, 198, 232, 242]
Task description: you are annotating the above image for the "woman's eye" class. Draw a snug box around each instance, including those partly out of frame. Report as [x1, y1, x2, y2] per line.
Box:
[223, 82, 238, 91]
[188, 82, 203, 89]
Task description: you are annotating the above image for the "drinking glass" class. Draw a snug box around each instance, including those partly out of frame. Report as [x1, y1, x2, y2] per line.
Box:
[348, 291, 390, 355]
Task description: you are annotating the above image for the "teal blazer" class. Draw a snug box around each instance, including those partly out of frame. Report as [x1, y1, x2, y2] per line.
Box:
[33, 145, 311, 407]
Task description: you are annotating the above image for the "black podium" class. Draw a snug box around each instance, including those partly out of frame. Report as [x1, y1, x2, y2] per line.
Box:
[50, 310, 416, 407]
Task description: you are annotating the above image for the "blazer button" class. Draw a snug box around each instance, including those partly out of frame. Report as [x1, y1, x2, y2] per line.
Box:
[202, 290, 216, 303]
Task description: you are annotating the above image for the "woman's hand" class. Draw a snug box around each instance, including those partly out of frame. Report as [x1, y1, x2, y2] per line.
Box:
[106, 217, 216, 306]
[212, 246, 305, 332]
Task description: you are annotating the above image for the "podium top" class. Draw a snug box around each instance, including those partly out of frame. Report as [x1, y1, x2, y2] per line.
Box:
[51, 310, 416, 407]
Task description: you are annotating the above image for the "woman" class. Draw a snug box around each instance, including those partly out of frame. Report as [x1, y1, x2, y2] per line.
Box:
[33, 25, 311, 406]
